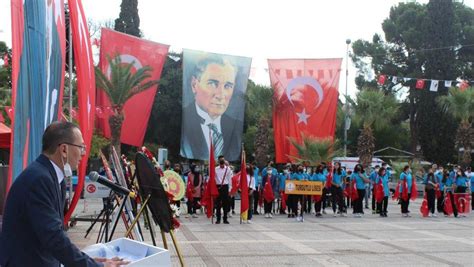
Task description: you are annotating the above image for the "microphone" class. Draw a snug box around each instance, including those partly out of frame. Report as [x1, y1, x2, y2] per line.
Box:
[89, 171, 136, 198]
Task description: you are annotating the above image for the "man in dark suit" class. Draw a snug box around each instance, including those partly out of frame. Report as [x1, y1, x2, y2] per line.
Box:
[0, 121, 128, 267]
[181, 55, 242, 161]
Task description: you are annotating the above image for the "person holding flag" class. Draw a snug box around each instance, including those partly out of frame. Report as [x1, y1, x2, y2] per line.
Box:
[351, 164, 370, 217]
[369, 165, 380, 214]
[201, 135, 219, 223]
[262, 167, 277, 218]
[399, 165, 413, 217]
[423, 169, 438, 217]
[252, 163, 261, 215]
[375, 167, 390, 217]
[331, 162, 347, 217]
[312, 165, 327, 217]
[186, 163, 203, 218]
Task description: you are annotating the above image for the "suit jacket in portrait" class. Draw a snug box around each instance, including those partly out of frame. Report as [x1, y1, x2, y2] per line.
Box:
[180, 103, 242, 161]
[0, 154, 100, 267]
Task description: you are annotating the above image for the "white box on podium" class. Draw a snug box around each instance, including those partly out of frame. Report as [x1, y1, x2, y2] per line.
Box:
[83, 238, 171, 266]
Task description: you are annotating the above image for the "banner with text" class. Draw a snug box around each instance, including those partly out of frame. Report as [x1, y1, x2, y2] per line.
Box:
[285, 180, 323, 195]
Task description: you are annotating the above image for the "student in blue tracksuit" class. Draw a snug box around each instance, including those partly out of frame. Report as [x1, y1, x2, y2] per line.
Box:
[288, 165, 305, 218]
[312, 164, 326, 217]
[279, 164, 291, 214]
[350, 164, 369, 217]
[435, 166, 445, 213]
[443, 170, 458, 217]
[252, 164, 261, 215]
[262, 167, 278, 218]
[399, 165, 412, 217]
[375, 167, 390, 217]
[369, 165, 380, 214]
[467, 167, 474, 211]
[331, 162, 346, 216]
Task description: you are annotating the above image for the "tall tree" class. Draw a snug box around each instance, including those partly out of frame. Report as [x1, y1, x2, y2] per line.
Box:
[114, 0, 141, 37]
[349, 89, 399, 168]
[95, 55, 158, 156]
[438, 87, 474, 167]
[144, 53, 183, 162]
[351, 1, 474, 164]
[244, 80, 274, 166]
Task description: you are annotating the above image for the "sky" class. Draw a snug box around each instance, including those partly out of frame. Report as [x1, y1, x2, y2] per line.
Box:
[1, 0, 473, 100]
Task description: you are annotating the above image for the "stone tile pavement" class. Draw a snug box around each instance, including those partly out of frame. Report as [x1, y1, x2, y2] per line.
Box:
[68, 198, 474, 266]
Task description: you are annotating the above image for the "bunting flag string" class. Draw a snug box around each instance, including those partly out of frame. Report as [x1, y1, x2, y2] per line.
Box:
[378, 74, 473, 92]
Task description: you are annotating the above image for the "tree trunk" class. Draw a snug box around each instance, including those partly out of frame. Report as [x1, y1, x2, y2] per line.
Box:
[109, 113, 124, 157]
[409, 91, 418, 154]
[357, 125, 375, 169]
[456, 120, 472, 168]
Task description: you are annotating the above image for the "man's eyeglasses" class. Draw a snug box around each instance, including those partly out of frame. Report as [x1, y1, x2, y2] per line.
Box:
[63, 142, 87, 154]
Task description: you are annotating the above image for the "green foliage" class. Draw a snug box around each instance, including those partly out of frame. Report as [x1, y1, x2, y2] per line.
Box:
[348, 89, 399, 130]
[438, 87, 474, 123]
[114, 0, 141, 37]
[144, 52, 183, 162]
[350, 1, 474, 164]
[90, 131, 110, 158]
[0, 41, 12, 126]
[289, 135, 341, 167]
[244, 81, 274, 165]
[95, 54, 158, 156]
[95, 55, 159, 110]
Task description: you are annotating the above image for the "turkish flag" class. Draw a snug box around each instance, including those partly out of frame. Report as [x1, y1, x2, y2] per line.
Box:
[415, 79, 425, 89]
[269, 59, 342, 163]
[263, 179, 275, 203]
[97, 28, 169, 147]
[230, 172, 240, 196]
[375, 180, 384, 203]
[420, 197, 429, 217]
[202, 138, 218, 219]
[444, 193, 453, 216]
[240, 151, 249, 220]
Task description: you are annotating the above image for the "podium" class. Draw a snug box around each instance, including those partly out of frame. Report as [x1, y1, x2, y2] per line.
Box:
[83, 238, 171, 266]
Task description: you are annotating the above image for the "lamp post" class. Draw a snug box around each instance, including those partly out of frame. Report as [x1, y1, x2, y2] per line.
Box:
[343, 39, 351, 157]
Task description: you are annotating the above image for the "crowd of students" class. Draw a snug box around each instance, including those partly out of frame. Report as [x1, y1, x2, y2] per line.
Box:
[179, 159, 473, 223]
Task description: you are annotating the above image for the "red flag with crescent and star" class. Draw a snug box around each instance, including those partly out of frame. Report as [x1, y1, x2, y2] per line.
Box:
[268, 59, 342, 163]
[97, 28, 169, 147]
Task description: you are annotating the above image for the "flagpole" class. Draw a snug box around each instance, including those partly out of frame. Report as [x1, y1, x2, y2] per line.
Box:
[343, 38, 351, 157]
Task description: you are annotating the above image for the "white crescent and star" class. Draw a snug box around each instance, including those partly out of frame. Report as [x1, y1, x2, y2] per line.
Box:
[285, 76, 324, 125]
[106, 54, 143, 78]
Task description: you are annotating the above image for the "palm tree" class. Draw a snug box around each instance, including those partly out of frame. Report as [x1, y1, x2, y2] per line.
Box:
[348, 89, 398, 168]
[289, 135, 341, 166]
[438, 87, 474, 167]
[95, 55, 159, 156]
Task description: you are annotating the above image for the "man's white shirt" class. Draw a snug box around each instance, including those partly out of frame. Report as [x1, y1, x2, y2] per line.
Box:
[215, 165, 232, 192]
[50, 160, 64, 185]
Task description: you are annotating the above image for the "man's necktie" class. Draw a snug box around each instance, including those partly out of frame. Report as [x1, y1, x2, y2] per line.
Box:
[207, 123, 224, 157]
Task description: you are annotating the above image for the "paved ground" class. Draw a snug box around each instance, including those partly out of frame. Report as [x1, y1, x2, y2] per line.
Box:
[69, 198, 474, 266]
